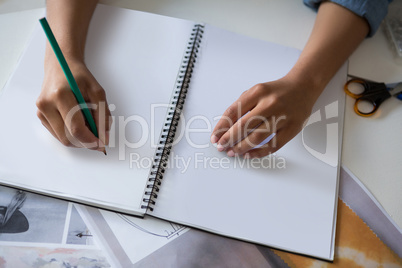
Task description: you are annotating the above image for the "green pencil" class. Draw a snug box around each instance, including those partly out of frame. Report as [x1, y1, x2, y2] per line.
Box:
[39, 17, 106, 155]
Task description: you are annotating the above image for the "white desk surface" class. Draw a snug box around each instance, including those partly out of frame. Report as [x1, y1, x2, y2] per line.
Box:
[1, 0, 401, 230]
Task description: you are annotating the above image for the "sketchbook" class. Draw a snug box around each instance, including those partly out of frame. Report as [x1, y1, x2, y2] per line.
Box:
[0, 4, 346, 260]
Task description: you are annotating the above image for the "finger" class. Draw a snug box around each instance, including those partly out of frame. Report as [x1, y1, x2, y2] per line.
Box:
[88, 88, 112, 146]
[56, 89, 103, 150]
[43, 117, 80, 148]
[37, 110, 64, 142]
[211, 90, 257, 144]
[38, 108, 80, 147]
[37, 97, 77, 147]
[229, 120, 275, 156]
[105, 113, 113, 146]
[243, 129, 294, 158]
[216, 108, 267, 152]
[233, 113, 288, 155]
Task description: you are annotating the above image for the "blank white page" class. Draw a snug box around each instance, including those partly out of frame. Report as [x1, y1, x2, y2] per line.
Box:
[0, 5, 194, 215]
[150, 24, 346, 260]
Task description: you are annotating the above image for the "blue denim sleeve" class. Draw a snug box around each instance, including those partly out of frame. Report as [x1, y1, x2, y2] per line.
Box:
[303, 0, 392, 37]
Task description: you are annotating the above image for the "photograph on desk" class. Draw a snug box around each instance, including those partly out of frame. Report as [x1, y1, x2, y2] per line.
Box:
[0, 189, 27, 235]
[0, 186, 68, 244]
[0, 186, 112, 267]
[0, 4, 346, 260]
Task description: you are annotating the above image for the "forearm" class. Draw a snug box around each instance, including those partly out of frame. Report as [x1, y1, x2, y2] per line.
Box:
[288, 1, 369, 100]
[45, 0, 99, 63]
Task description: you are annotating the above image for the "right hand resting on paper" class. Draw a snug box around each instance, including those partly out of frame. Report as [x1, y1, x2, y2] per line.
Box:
[36, 57, 112, 152]
[210, 74, 321, 158]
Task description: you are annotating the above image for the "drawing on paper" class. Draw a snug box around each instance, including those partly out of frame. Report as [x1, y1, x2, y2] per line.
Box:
[118, 214, 186, 239]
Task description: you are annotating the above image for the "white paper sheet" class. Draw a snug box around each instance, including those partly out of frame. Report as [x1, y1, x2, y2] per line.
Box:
[150, 24, 347, 260]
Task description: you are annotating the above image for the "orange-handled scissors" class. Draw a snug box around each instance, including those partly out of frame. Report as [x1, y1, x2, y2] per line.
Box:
[344, 75, 402, 116]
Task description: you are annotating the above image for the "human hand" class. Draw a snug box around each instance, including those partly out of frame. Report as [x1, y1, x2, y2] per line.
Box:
[210, 75, 321, 158]
[36, 58, 112, 152]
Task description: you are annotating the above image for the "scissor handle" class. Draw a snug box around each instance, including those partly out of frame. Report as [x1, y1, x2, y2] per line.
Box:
[353, 99, 378, 117]
[344, 79, 367, 98]
[345, 79, 391, 116]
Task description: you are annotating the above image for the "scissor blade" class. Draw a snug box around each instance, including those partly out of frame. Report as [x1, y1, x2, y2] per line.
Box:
[388, 83, 402, 100]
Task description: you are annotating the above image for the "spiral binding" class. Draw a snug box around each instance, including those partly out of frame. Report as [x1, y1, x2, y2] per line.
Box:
[141, 24, 205, 212]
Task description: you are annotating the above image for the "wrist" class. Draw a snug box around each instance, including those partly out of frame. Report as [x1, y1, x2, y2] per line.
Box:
[284, 67, 326, 104]
[44, 47, 86, 74]
[44, 40, 85, 64]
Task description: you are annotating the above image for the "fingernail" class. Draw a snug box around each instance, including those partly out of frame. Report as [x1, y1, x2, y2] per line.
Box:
[227, 150, 235, 157]
[210, 135, 218, 144]
[217, 143, 225, 152]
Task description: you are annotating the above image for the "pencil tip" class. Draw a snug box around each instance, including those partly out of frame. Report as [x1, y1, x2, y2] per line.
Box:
[102, 148, 107, 155]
